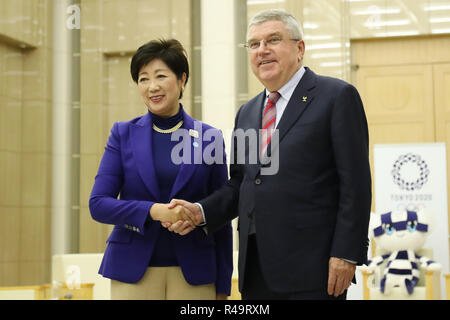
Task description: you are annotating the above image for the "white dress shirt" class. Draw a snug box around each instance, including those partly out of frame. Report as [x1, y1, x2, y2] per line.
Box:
[263, 66, 306, 128]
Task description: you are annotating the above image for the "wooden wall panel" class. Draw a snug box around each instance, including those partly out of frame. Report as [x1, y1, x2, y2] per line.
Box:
[357, 64, 435, 141]
[352, 35, 450, 67]
[79, 0, 193, 253]
[0, 0, 42, 48]
[352, 36, 450, 248]
[434, 63, 450, 243]
[0, 43, 24, 286]
[0, 0, 52, 286]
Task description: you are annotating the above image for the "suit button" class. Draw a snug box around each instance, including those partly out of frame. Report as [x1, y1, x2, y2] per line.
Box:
[255, 178, 261, 185]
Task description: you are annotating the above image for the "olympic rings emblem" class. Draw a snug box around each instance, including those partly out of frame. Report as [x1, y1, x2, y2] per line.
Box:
[391, 153, 429, 191]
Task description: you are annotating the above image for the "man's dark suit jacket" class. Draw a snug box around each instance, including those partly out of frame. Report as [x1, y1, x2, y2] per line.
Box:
[200, 67, 372, 294]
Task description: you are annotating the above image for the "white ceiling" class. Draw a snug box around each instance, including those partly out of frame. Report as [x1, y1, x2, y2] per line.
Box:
[304, 0, 450, 39]
[248, 0, 450, 77]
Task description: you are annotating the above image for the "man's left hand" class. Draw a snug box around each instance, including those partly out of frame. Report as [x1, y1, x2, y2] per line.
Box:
[327, 257, 356, 297]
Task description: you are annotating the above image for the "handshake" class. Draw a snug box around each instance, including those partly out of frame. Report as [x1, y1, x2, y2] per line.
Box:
[150, 199, 204, 235]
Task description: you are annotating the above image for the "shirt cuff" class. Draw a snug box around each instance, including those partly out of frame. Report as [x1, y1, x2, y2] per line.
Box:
[195, 202, 207, 226]
[343, 258, 357, 264]
[194, 202, 208, 235]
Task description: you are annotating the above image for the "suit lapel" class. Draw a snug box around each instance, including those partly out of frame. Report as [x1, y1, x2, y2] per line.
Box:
[252, 92, 266, 133]
[169, 110, 198, 199]
[130, 112, 160, 200]
[256, 67, 317, 170]
[275, 67, 317, 144]
[246, 92, 266, 179]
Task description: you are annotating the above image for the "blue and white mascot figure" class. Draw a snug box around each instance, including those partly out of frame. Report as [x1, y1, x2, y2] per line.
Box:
[361, 209, 441, 296]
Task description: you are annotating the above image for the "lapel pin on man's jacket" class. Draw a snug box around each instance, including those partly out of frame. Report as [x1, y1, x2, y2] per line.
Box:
[302, 96, 307, 102]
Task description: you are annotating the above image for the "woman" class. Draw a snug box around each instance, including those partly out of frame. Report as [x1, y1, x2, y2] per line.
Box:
[89, 39, 233, 300]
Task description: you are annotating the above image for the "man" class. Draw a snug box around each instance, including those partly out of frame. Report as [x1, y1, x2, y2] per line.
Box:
[166, 9, 371, 300]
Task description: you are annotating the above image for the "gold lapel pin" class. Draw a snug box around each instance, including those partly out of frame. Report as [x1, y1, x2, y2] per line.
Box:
[302, 96, 307, 102]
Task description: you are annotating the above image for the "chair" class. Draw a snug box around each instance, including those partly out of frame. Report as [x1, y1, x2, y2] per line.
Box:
[445, 274, 450, 300]
[0, 285, 46, 300]
[52, 253, 111, 300]
[229, 250, 241, 300]
[361, 248, 441, 300]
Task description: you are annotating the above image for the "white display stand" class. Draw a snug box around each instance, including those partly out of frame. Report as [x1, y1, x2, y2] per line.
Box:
[52, 253, 111, 300]
[372, 143, 450, 299]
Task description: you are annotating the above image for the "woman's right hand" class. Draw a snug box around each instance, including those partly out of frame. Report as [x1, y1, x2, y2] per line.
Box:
[150, 203, 196, 226]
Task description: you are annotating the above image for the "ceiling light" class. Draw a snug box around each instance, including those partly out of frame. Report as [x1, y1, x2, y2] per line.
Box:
[304, 35, 333, 40]
[353, 8, 401, 15]
[364, 19, 410, 28]
[311, 52, 348, 59]
[432, 28, 450, 33]
[375, 31, 420, 37]
[320, 61, 343, 67]
[247, 0, 285, 5]
[429, 17, 450, 23]
[307, 43, 342, 50]
[424, 5, 450, 11]
[303, 23, 319, 29]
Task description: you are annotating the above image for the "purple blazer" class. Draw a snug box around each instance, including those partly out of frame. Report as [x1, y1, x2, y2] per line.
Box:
[89, 109, 233, 295]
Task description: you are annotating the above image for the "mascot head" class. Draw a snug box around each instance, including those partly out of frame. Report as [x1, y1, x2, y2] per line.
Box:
[369, 209, 432, 252]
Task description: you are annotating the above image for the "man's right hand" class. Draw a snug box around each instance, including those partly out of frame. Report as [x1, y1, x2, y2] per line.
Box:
[150, 203, 196, 226]
[168, 199, 204, 224]
[162, 199, 204, 235]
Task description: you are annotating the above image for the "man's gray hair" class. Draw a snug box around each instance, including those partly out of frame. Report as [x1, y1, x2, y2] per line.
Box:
[247, 9, 303, 41]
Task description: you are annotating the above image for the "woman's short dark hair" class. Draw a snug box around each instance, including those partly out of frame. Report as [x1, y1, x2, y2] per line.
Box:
[130, 39, 189, 99]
